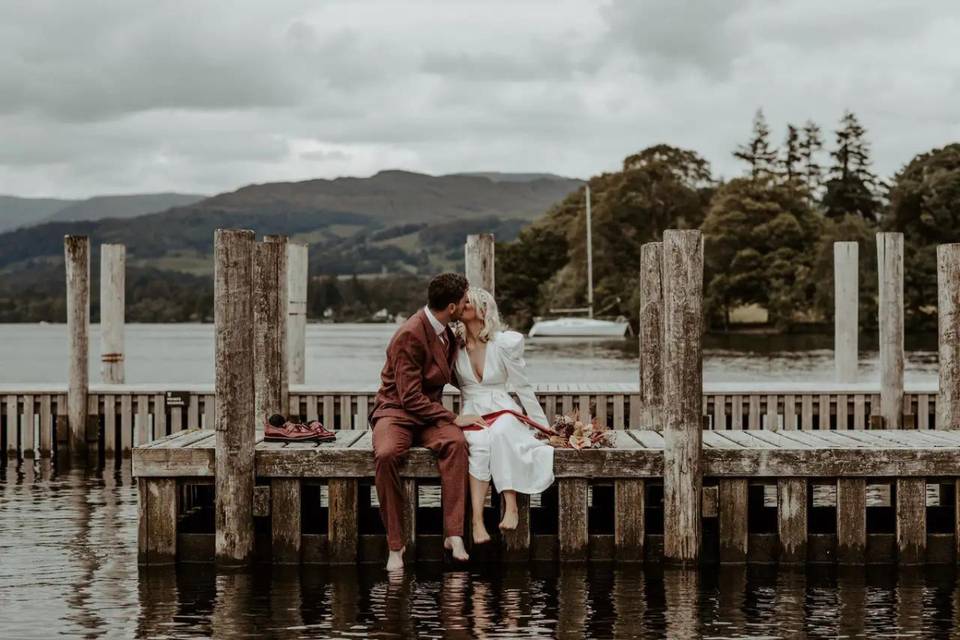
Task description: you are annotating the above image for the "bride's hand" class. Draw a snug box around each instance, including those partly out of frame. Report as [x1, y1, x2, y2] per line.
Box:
[455, 414, 488, 428]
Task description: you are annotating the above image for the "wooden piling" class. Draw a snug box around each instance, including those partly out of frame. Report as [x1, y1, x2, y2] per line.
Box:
[777, 478, 807, 563]
[661, 229, 704, 564]
[328, 478, 358, 563]
[614, 479, 645, 562]
[836, 478, 866, 564]
[937, 244, 960, 429]
[558, 478, 589, 561]
[639, 242, 663, 428]
[271, 478, 301, 563]
[501, 493, 531, 562]
[896, 477, 926, 564]
[834, 242, 858, 382]
[287, 243, 308, 386]
[138, 478, 177, 564]
[214, 229, 256, 565]
[100, 244, 126, 384]
[65, 235, 91, 456]
[878, 233, 904, 428]
[719, 479, 748, 563]
[464, 234, 495, 295]
[254, 236, 288, 429]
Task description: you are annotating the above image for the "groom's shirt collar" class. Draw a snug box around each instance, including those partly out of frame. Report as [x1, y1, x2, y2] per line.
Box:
[423, 305, 446, 336]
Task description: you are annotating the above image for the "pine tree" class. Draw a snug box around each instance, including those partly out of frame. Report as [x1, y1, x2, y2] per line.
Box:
[824, 111, 881, 219]
[781, 124, 802, 182]
[798, 120, 823, 196]
[734, 109, 778, 180]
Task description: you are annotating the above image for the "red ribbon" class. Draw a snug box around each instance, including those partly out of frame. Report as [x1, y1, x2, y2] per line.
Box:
[462, 409, 558, 438]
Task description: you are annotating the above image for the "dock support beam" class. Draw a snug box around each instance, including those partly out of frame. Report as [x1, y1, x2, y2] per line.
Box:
[65, 235, 91, 458]
[719, 479, 748, 563]
[878, 233, 904, 428]
[614, 479, 645, 562]
[214, 229, 256, 565]
[254, 235, 289, 429]
[836, 478, 866, 564]
[937, 244, 960, 429]
[287, 243, 308, 386]
[100, 243, 126, 384]
[271, 478, 301, 563]
[896, 477, 926, 564]
[662, 229, 703, 564]
[777, 478, 807, 563]
[138, 478, 177, 564]
[558, 478, 589, 561]
[464, 234, 495, 295]
[639, 242, 663, 428]
[834, 242, 858, 382]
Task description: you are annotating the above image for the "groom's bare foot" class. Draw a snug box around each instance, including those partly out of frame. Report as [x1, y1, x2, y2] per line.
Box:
[386, 546, 405, 572]
[499, 509, 519, 531]
[472, 519, 491, 545]
[444, 536, 470, 561]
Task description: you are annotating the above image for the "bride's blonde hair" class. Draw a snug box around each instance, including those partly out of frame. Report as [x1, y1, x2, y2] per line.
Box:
[455, 287, 503, 343]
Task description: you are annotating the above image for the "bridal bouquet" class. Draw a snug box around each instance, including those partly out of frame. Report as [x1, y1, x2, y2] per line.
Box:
[538, 409, 613, 450]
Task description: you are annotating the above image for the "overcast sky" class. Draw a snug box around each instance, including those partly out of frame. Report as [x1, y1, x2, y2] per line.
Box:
[2, 0, 958, 198]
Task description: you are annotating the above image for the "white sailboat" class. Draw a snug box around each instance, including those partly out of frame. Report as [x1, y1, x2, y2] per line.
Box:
[528, 185, 632, 338]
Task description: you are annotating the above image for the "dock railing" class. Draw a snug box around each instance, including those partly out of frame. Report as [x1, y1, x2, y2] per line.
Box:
[0, 381, 941, 458]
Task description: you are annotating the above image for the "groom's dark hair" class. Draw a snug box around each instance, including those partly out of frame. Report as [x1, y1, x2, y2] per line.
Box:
[427, 273, 469, 310]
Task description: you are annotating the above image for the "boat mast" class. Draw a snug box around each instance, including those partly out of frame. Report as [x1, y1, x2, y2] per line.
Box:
[585, 184, 594, 319]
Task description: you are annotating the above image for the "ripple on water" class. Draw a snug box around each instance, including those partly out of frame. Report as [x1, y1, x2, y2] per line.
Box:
[4, 460, 960, 638]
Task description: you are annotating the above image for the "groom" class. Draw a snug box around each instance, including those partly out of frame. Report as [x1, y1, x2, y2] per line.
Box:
[370, 272, 487, 571]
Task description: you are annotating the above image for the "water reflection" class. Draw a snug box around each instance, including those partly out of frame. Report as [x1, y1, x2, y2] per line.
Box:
[6, 462, 960, 637]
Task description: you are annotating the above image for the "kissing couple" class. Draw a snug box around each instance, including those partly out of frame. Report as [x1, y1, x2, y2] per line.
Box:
[369, 273, 555, 571]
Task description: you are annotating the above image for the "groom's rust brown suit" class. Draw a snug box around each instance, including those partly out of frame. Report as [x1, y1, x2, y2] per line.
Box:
[369, 308, 467, 551]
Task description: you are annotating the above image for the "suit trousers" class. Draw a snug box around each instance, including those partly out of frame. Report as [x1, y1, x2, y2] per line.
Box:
[372, 416, 468, 551]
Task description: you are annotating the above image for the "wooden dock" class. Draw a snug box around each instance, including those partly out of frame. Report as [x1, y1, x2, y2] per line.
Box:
[134, 426, 960, 566]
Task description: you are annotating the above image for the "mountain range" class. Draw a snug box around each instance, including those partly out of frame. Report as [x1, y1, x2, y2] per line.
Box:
[0, 170, 582, 279]
[0, 192, 206, 233]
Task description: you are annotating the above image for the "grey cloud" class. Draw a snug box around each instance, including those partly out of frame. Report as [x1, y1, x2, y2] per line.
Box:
[0, 0, 958, 197]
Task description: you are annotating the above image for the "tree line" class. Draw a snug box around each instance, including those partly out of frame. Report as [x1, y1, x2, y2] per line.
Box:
[497, 110, 960, 333]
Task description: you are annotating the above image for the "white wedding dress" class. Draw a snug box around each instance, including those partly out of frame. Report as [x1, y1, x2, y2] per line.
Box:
[457, 330, 554, 494]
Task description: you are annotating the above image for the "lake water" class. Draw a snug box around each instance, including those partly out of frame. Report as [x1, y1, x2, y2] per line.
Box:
[2, 460, 959, 638]
[0, 323, 942, 385]
[0, 325, 951, 638]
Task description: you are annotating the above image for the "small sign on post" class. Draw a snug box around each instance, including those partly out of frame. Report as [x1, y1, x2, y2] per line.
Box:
[164, 391, 190, 408]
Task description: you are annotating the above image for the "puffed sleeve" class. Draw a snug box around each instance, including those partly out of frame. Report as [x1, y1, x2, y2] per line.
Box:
[498, 330, 548, 427]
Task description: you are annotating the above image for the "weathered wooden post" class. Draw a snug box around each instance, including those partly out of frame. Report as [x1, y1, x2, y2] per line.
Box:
[661, 229, 703, 564]
[100, 244, 126, 384]
[639, 241, 664, 428]
[937, 244, 960, 429]
[464, 234, 495, 295]
[834, 242, 858, 382]
[287, 242, 308, 386]
[214, 229, 256, 565]
[254, 235, 289, 430]
[65, 235, 91, 457]
[877, 233, 904, 429]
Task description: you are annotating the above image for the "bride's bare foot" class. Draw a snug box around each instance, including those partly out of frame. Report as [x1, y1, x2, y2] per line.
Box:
[444, 536, 470, 561]
[386, 546, 405, 572]
[472, 519, 491, 545]
[499, 509, 519, 531]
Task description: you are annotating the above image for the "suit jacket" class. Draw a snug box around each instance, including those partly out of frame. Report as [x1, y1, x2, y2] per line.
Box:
[370, 308, 458, 427]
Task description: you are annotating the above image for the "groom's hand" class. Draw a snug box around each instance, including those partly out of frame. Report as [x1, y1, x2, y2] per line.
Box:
[455, 414, 488, 428]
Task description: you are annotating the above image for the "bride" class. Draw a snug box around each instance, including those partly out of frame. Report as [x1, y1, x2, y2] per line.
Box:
[455, 287, 554, 544]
